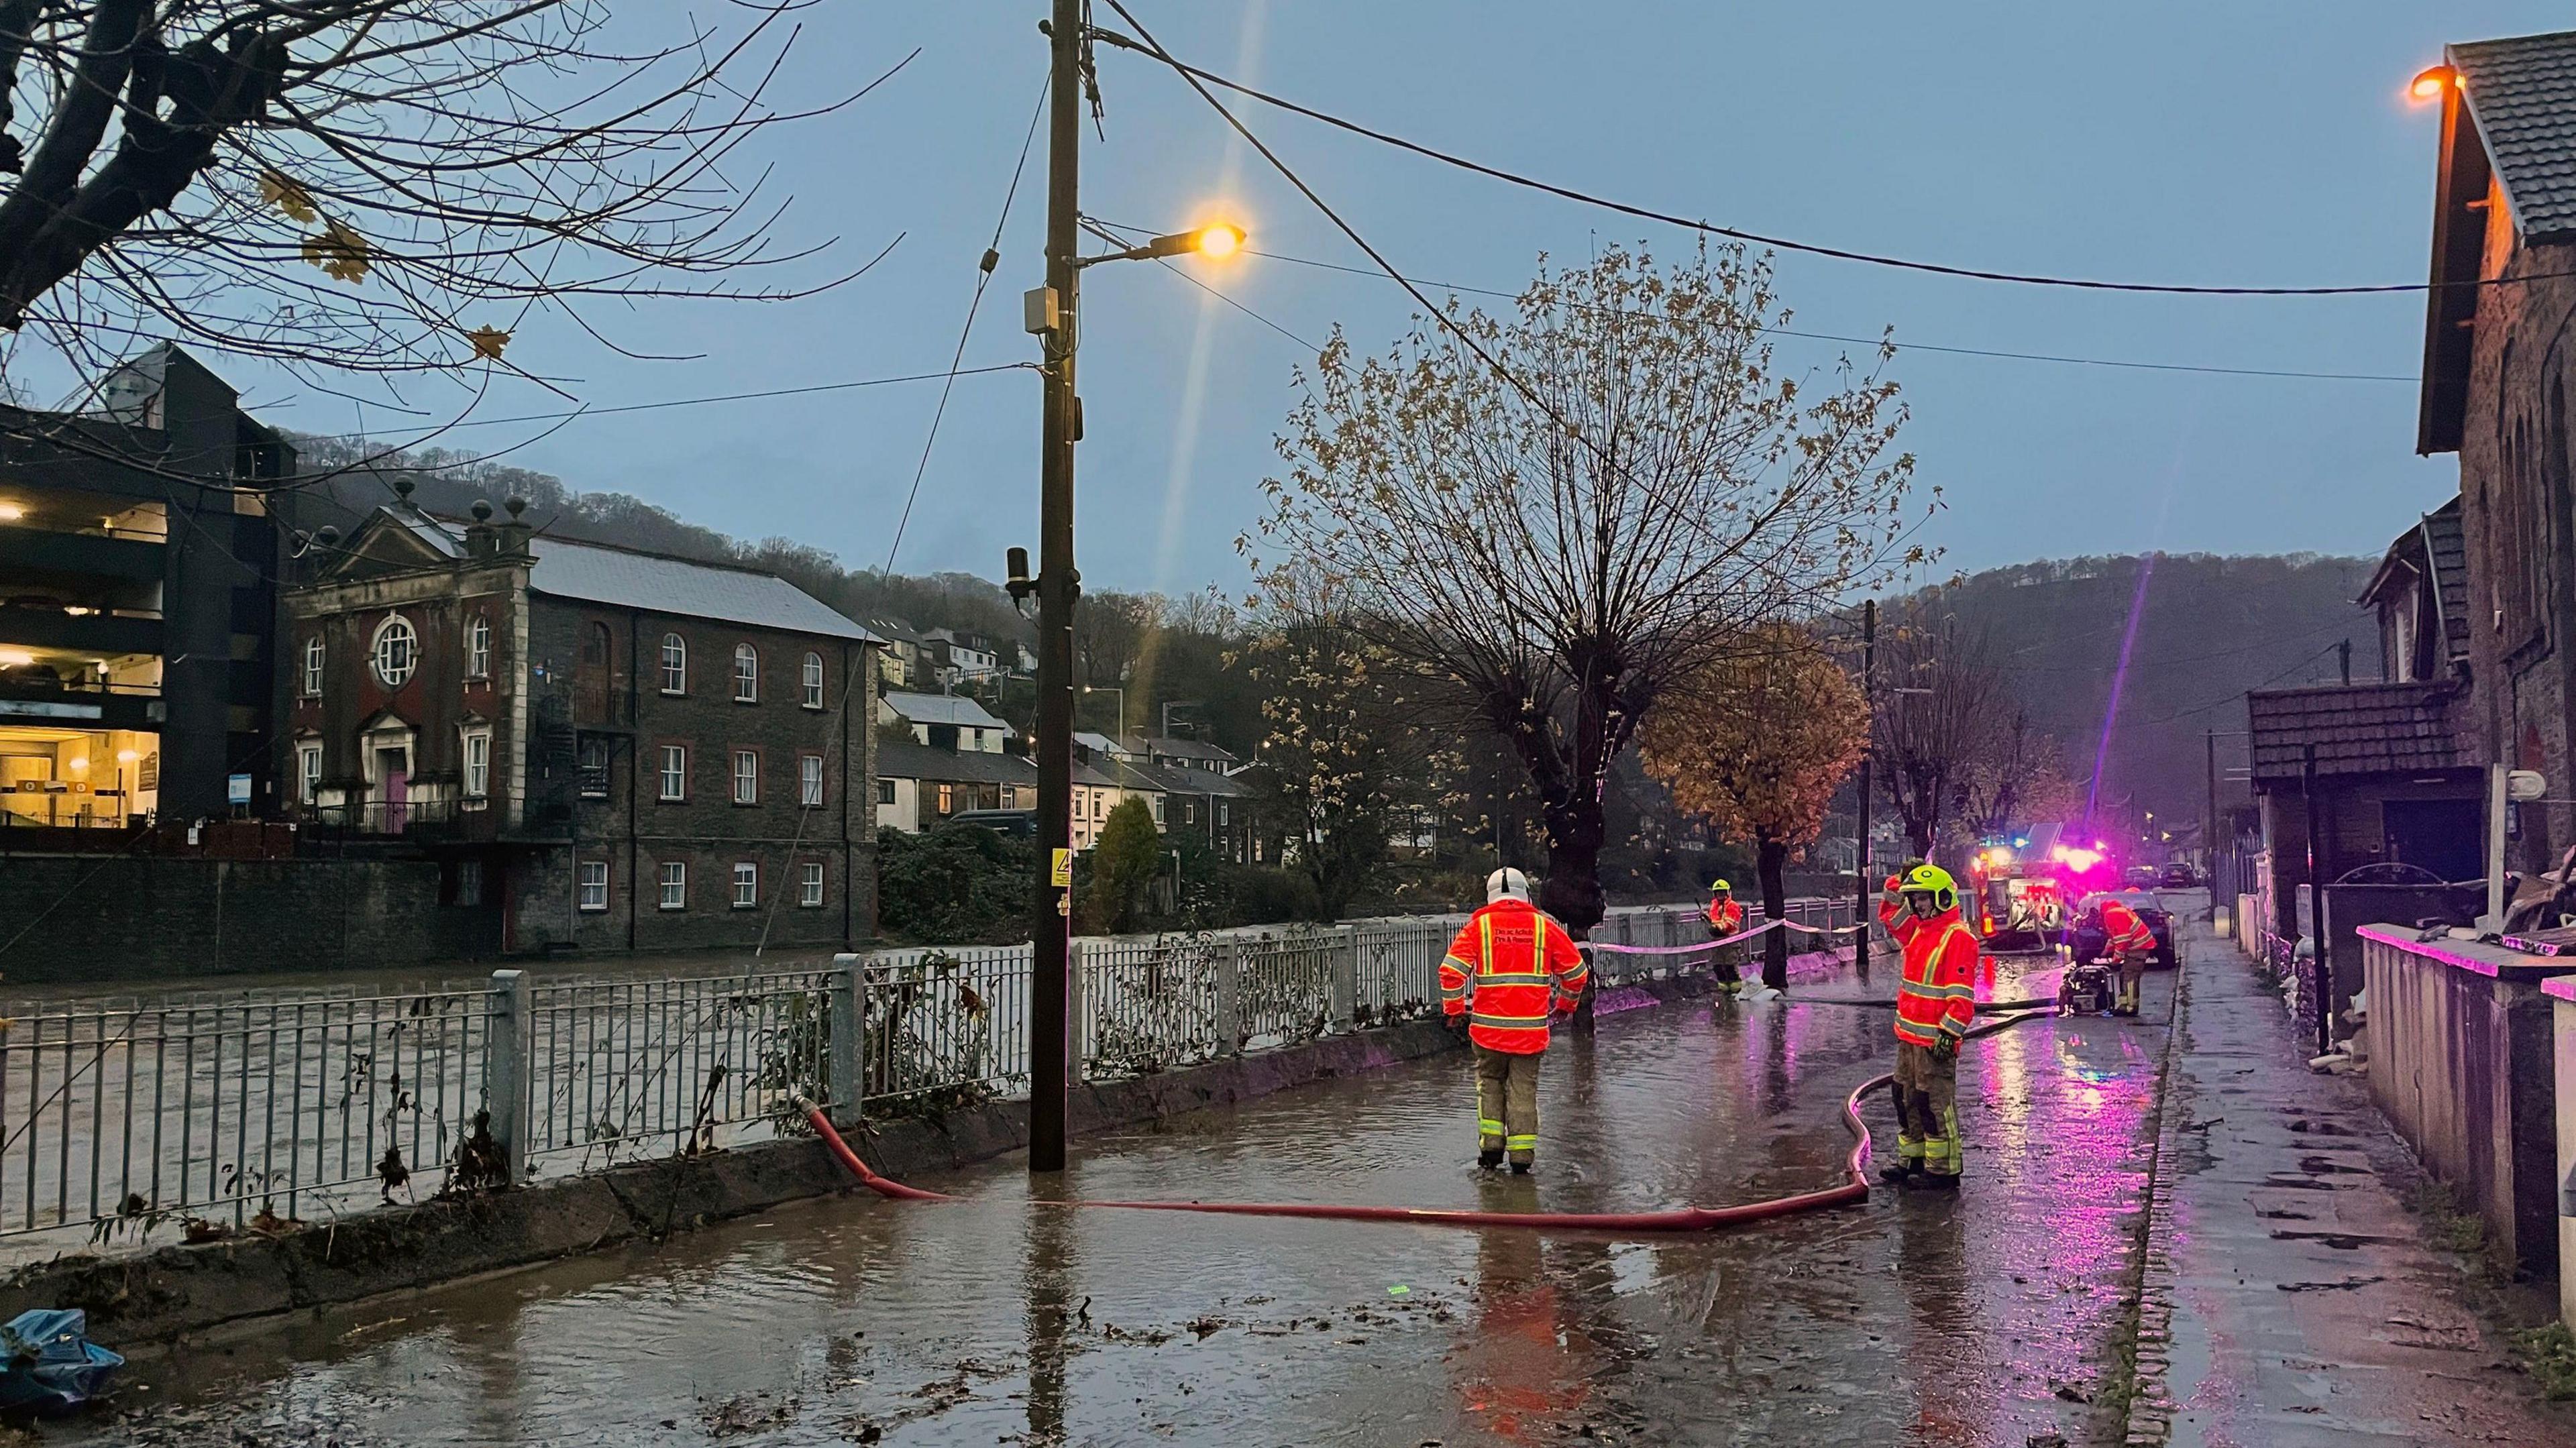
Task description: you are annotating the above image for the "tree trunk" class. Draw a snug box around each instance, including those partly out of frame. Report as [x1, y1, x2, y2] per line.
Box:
[1757, 834, 1790, 990]
[1540, 811, 1606, 1032]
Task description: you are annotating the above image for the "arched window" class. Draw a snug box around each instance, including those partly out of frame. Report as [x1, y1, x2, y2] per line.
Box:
[802, 651, 824, 709]
[301, 635, 324, 698]
[370, 614, 417, 687]
[466, 614, 492, 678]
[581, 621, 610, 667]
[733, 643, 759, 703]
[659, 632, 687, 693]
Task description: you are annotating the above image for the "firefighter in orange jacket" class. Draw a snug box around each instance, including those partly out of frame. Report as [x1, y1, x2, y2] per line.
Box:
[2096, 895, 2159, 1017]
[1440, 869, 1590, 1173]
[1706, 878, 1748, 996]
[1878, 862, 1978, 1188]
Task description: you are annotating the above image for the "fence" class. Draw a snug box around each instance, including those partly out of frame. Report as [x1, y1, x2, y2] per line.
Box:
[0, 898, 1853, 1250]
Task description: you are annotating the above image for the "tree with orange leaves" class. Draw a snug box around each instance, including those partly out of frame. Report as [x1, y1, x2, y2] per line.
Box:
[1641, 626, 1868, 988]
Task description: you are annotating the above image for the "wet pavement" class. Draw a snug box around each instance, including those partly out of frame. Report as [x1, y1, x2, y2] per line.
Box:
[2127, 908, 2576, 1447]
[62, 943, 2180, 1448]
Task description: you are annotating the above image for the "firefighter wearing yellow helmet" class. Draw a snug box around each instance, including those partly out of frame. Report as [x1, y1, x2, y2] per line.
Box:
[1705, 878, 1747, 997]
[1876, 861, 1979, 1188]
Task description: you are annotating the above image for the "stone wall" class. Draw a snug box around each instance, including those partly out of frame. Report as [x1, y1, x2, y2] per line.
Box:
[0, 852, 500, 981]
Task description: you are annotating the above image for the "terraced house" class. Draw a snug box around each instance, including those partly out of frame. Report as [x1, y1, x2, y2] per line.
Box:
[284, 490, 880, 954]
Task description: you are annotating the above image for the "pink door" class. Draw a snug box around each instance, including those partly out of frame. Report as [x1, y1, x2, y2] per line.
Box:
[377, 748, 409, 832]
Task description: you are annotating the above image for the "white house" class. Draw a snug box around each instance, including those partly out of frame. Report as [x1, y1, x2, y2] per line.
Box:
[879, 690, 1012, 753]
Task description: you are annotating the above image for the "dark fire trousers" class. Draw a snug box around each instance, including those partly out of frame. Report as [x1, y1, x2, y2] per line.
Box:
[1474, 1045, 1543, 1164]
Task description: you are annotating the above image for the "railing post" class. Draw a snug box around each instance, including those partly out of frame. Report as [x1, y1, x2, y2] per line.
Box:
[1067, 938, 1087, 1081]
[1216, 934, 1242, 1056]
[488, 969, 529, 1184]
[828, 954, 863, 1128]
[1332, 924, 1359, 1031]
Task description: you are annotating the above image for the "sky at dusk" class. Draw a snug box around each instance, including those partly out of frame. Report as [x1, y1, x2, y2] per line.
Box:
[170, 3, 2576, 593]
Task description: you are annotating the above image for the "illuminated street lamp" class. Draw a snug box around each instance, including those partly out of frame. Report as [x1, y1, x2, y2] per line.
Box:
[2409, 65, 2455, 104]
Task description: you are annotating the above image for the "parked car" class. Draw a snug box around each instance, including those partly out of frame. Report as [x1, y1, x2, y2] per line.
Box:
[2159, 861, 2197, 889]
[2071, 889, 2178, 970]
[2123, 864, 2161, 889]
[949, 808, 1038, 838]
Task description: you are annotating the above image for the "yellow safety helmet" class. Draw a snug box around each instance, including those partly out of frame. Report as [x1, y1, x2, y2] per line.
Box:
[1898, 862, 1958, 913]
[1709, 878, 1732, 893]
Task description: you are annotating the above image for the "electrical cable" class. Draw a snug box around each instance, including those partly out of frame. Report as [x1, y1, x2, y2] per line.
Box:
[1091, 23, 2548, 299]
[884, 71, 1052, 575]
[2123, 643, 2344, 727]
[1213, 240, 2415, 384]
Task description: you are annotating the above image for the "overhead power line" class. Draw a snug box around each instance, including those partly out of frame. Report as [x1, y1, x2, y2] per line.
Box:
[1091, 25, 2539, 299]
[1209, 239, 2414, 384]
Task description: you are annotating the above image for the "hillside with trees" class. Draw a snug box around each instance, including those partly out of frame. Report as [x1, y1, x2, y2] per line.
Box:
[1911, 553, 2380, 832]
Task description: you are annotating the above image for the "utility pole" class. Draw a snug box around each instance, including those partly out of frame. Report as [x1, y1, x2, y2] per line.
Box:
[2337, 638, 2352, 686]
[1853, 599, 1876, 978]
[1028, 0, 1085, 1174]
[2204, 728, 2219, 911]
[2300, 742, 2328, 1058]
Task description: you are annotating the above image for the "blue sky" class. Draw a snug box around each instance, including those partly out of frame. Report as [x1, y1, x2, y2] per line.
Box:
[220, 2, 2567, 592]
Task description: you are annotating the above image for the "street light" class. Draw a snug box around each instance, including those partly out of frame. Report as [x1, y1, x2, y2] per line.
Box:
[1018, 1, 1254, 1174]
[2409, 65, 2455, 104]
[1083, 683, 1126, 740]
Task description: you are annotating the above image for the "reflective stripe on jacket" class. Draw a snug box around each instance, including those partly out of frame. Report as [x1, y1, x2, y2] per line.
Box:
[1707, 899, 1744, 935]
[1440, 899, 1590, 1055]
[1879, 883, 1978, 1048]
[2100, 899, 2157, 957]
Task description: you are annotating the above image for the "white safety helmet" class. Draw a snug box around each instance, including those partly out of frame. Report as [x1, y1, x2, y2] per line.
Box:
[1486, 867, 1532, 903]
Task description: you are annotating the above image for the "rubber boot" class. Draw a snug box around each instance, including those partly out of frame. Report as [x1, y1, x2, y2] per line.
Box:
[1509, 1152, 1534, 1176]
[1880, 1160, 1921, 1186]
[1478, 1147, 1504, 1170]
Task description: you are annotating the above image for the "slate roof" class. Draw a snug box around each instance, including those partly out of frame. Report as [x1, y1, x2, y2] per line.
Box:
[1126, 759, 1251, 797]
[527, 537, 871, 641]
[2357, 496, 2471, 665]
[2420, 498, 2472, 660]
[875, 739, 1036, 787]
[2454, 30, 2576, 243]
[2246, 682, 2471, 783]
[881, 691, 1012, 732]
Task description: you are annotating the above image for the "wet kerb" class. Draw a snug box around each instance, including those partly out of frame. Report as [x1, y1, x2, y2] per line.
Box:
[87, 951, 2174, 1448]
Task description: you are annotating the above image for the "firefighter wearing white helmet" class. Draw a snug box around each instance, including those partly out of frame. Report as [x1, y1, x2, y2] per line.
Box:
[1438, 869, 1589, 1172]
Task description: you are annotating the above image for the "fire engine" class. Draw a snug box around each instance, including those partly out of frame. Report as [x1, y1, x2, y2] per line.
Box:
[1965, 830, 2119, 951]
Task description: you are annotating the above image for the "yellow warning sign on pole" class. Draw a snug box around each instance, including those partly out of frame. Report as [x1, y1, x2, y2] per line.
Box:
[1051, 848, 1073, 888]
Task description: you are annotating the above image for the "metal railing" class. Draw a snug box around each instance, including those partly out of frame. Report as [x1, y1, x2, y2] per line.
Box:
[0, 897, 1855, 1251]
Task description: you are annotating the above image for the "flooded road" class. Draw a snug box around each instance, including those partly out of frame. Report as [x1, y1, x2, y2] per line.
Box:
[73, 953, 2171, 1448]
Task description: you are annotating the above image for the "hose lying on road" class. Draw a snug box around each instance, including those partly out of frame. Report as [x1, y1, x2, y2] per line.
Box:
[792, 1007, 2052, 1235]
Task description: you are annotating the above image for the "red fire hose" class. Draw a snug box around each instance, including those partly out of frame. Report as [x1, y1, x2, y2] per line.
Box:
[792, 1008, 2049, 1235]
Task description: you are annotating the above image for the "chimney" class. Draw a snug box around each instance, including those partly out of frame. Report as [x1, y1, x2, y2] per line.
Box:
[496, 496, 533, 557]
[464, 498, 498, 557]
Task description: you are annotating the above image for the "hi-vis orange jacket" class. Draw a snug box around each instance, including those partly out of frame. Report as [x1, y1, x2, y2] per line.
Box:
[1707, 897, 1746, 936]
[1440, 899, 1589, 1055]
[2099, 898, 2157, 959]
[1879, 881, 1978, 1049]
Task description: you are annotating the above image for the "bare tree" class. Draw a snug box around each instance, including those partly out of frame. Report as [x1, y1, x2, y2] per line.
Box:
[1872, 606, 2002, 859]
[1958, 708, 2070, 842]
[1255, 241, 1926, 932]
[0, 0, 897, 388]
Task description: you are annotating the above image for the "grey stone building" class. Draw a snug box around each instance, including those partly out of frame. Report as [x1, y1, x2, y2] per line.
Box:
[284, 496, 880, 954]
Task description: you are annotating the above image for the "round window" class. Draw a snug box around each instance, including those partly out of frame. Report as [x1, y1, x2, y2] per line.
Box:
[370, 614, 418, 687]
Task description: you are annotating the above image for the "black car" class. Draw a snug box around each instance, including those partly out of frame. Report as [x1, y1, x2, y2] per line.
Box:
[2070, 889, 2178, 969]
[2159, 862, 2197, 889]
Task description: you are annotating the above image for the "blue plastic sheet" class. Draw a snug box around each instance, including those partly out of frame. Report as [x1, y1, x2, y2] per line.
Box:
[0, 1309, 123, 1412]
